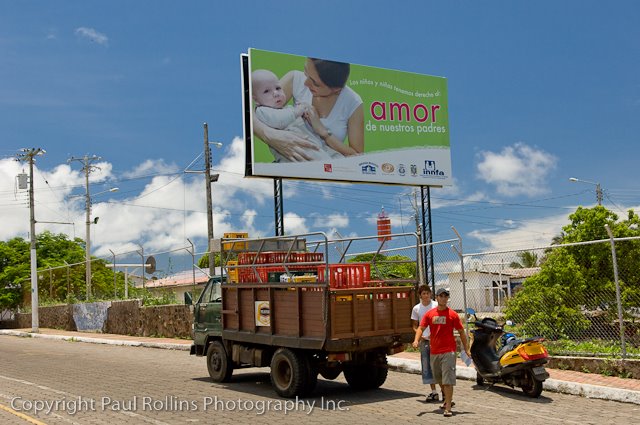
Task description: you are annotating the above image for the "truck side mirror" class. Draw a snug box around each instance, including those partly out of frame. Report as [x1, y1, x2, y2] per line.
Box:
[184, 292, 193, 305]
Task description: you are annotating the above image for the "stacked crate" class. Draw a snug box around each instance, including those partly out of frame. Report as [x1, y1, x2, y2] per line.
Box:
[236, 252, 323, 283]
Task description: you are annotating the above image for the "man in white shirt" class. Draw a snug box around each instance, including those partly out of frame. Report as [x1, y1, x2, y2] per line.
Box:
[411, 284, 439, 402]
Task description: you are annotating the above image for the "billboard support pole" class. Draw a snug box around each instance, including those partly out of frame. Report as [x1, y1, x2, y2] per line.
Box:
[274, 178, 284, 236]
[420, 186, 435, 293]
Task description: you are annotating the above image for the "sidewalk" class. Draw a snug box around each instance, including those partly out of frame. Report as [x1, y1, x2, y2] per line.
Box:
[2, 328, 640, 404]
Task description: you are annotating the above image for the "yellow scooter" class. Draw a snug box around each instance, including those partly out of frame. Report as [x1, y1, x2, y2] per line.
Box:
[467, 309, 549, 398]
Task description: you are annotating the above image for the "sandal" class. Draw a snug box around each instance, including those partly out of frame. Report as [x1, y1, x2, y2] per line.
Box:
[440, 401, 455, 409]
[425, 393, 439, 402]
[444, 411, 453, 417]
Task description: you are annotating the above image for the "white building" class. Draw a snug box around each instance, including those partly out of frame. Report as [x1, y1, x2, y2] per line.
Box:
[442, 267, 540, 312]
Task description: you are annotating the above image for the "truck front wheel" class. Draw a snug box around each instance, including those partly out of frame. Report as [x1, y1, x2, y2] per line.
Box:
[270, 348, 307, 398]
[207, 341, 233, 383]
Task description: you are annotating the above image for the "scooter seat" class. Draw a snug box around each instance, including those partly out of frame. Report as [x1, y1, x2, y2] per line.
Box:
[498, 340, 521, 357]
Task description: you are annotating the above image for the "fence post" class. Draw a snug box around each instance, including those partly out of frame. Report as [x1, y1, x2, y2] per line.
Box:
[604, 224, 627, 359]
[109, 249, 117, 299]
[451, 226, 469, 335]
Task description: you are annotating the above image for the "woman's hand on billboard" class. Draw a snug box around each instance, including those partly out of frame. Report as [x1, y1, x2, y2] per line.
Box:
[263, 126, 319, 162]
[253, 114, 319, 161]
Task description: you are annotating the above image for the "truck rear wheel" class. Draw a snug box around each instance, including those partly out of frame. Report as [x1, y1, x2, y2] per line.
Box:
[270, 348, 307, 398]
[207, 341, 233, 383]
[344, 355, 388, 390]
[319, 366, 341, 380]
[302, 356, 318, 396]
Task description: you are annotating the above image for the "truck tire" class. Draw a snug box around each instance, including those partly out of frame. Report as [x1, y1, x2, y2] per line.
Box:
[206, 341, 233, 383]
[270, 348, 308, 398]
[302, 355, 318, 396]
[319, 366, 341, 380]
[344, 355, 388, 390]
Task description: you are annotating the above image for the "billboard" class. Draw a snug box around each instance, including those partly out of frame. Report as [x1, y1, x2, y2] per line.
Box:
[243, 48, 452, 186]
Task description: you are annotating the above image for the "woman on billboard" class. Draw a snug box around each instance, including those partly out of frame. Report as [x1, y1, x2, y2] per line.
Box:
[253, 57, 364, 162]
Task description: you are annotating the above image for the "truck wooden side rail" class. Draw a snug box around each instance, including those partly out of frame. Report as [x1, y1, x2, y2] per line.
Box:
[190, 232, 420, 398]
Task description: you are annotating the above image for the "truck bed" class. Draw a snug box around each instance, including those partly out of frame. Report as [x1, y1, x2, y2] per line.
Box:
[221, 283, 416, 352]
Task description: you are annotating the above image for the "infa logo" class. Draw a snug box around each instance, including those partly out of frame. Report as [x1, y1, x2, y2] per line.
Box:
[422, 160, 446, 178]
[360, 162, 377, 175]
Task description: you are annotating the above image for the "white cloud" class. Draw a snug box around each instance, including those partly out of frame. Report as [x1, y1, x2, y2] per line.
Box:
[121, 159, 179, 179]
[476, 142, 557, 197]
[216, 137, 273, 208]
[282, 212, 308, 235]
[467, 212, 569, 252]
[312, 213, 349, 229]
[0, 138, 292, 265]
[74, 27, 109, 46]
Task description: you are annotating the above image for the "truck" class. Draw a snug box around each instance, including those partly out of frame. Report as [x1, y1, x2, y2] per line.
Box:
[190, 232, 420, 397]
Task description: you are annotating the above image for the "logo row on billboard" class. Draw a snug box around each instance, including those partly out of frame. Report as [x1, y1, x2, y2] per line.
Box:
[323, 160, 446, 179]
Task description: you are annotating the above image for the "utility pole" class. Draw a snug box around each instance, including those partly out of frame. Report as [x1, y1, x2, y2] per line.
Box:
[203, 123, 221, 273]
[69, 155, 101, 300]
[411, 190, 426, 285]
[16, 148, 45, 332]
[204, 123, 215, 272]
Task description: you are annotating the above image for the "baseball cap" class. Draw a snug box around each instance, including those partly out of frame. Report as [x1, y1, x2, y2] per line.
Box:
[435, 288, 450, 296]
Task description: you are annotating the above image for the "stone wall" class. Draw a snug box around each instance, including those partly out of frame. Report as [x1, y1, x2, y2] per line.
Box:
[15, 304, 75, 330]
[11, 301, 193, 339]
[104, 300, 192, 338]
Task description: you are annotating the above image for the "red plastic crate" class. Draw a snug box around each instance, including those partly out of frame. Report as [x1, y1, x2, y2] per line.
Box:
[317, 263, 371, 289]
[239, 251, 323, 265]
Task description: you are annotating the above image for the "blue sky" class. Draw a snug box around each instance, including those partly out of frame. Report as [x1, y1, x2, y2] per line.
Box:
[1, 1, 639, 273]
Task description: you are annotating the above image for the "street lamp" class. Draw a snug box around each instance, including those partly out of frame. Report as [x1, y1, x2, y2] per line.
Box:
[569, 177, 602, 206]
[204, 123, 222, 272]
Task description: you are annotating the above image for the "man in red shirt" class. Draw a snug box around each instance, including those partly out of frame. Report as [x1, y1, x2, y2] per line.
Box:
[412, 288, 470, 418]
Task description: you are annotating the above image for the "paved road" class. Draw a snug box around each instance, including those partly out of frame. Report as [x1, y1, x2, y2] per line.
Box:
[1, 336, 638, 424]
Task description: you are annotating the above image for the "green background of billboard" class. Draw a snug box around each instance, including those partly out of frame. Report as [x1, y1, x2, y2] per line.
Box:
[249, 49, 449, 163]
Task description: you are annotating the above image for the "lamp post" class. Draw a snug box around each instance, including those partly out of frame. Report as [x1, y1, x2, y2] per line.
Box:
[569, 177, 602, 206]
[203, 123, 222, 272]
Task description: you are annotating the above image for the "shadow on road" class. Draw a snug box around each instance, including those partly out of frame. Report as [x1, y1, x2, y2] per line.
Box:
[471, 383, 553, 404]
[192, 369, 422, 405]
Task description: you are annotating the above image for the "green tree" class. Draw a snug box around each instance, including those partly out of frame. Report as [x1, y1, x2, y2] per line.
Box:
[506, 206, 640, 339]
[347, 253, 416, 280]
[0, 231, 125, 306]
[197, 253, 221, 269]
[509, 251, 540, 268]
[505, 249, 590, 339]
[560, 206, 640, 312]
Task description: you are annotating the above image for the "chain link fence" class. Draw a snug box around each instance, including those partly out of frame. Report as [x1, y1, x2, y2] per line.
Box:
[439, 235, 640, 358]
[12, 230, 640, 359]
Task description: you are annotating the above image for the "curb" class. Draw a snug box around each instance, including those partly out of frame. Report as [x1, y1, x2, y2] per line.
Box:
[386, 356, 640, 405]
[0, 329, 191, 351]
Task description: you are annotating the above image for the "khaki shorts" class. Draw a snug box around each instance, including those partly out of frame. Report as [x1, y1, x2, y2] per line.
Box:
[430, 352, 457, 386]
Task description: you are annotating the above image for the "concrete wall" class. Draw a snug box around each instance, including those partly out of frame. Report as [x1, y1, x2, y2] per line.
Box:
[11, 300, 192, 338]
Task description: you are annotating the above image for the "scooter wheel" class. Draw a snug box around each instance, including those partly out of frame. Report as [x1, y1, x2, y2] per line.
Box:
[476, 373, 485, 386]
[521, 369, 543, 398]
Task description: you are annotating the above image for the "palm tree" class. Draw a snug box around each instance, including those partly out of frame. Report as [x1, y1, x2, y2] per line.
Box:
[509, 251, 539, 269]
